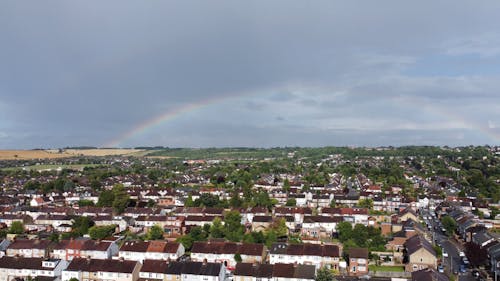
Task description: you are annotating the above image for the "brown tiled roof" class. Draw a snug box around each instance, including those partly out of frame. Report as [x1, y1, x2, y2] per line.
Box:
[404, 235, 436, 257]
[120, 241, 179, 254]
[185, 215, 218, 222]
[141, 259, 170, 273]
[303, 215, 343, 223]
[272, 263, 295, 278]
[348, 247, 368, 259]
[8, 239, 53, 250]
[66, 258, 138, 273]
[120, 241, 149, 252]
[294, 264, 315, 279]
[238, 243, 264, 256]
[275, 207, 312, 215]
[181, 261, 222, 276]
[269, 243, 340, 257]
[252, 216, 273, 223]
[411, 268, 448, 281]
[191, 241, 263, 256]
[234, 263, 273, 278]
[0, 256, 48, 270]
[323, 244, 340, 257]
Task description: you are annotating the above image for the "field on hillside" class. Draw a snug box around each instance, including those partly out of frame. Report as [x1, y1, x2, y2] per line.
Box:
[0, 149, 143, 160]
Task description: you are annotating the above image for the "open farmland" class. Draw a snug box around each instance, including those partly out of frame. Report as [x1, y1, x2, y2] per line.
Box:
[0, 149, 143, 160]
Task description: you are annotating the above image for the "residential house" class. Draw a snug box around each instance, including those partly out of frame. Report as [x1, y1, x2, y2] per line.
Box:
[272, 263, 316, 281]
[62, 257, 141, 281]
[301, 216, 342, 238]
[184, 216, 219, 227]
[269, 243, 341, 270]
[163, 216, 185, 237]
[30, 197, 51, 207]
[179, 261, 225, 281]
[119, 240, 184, 262]
[0, 240, 10, 258]
[404, 235, 437, 272]
[348, 248, 368, 276]
[138, 259, 170, 281]
[94, 216, 130, 232]
[6, 239, 53, 258]
[0, 256, 68, 281]
[487, 242, 500, 279]
[274, 207, 312, 225]
[398, 208, 419, 223]
[34, 214, 73, 228]
[53, 239, 119, 260]
[190, 241, 265, 269]
[0, 214, 25, 228]
[251, 216, 273, 232]
[411, 268, 448, 281]
[233, 263, 273, 281]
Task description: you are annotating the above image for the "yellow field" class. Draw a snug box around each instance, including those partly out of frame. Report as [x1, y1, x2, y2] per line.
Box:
[0, 149, 144, 160]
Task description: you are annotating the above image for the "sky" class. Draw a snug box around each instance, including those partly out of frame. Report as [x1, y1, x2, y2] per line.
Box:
[1, 1, 500, 149]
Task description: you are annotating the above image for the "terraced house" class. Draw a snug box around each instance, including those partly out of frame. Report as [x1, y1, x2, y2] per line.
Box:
[62, 257, 141, 281]
[269, 243, 341, 270]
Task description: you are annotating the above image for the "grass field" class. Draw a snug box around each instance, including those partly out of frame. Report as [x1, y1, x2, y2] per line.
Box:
[0, 149, 144, 160]
[368, 265, 405, 272]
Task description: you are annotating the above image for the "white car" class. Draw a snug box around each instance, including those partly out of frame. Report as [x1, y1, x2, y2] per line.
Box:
[459, 251, 465, 257]
[442, 251, 448, 258]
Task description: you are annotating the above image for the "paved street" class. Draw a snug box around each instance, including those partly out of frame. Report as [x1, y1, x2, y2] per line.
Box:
[422, 208, 476, 281]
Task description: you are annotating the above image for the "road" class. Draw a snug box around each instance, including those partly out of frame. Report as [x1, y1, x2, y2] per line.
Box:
[421, 208, 475, 281]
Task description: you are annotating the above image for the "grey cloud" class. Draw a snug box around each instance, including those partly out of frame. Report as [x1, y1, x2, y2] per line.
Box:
[1, 1, 500, 148]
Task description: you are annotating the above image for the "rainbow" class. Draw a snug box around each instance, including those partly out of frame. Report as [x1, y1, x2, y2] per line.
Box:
[104, 96, 225, 147]
[105, 92, 500, 147]
[393, 96, 500, 143]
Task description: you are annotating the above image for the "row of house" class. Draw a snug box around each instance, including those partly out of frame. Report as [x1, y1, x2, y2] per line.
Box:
[0, 256, 227, 281]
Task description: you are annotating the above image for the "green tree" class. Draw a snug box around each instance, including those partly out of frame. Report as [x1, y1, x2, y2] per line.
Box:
[111, 184, 130, 214]
[441, 216, 457, 236]
[88, 225, 116, 240]
[229, 190, 243, 208]
[96, 190, 114, 207]
[285, 198, 297, 206]
[270, 218, 288, 238]
[329, 199, 336, 208]
[63, 180, 75, 191]
[69, 278, 79, 281]
[9, 221, 24, 234]
[78, 200, 95, 207]
[224, 211, 245, 242]
[358, 199, 373, 209]
[90, 179, 102, 190]
[177, 235, 195, 250]
[315, 266, 335, 281]
[336, 221, 353, 243]
[146, 225, 164, 240]
[197, 193, 220, 208]
[210, 217, 225, 239]
[283, 178, 291, 192]
[72, 216, 94, 236]
[265, 230, 278, 248]
[185, 194, 195, 207]
[234, 253, 242, 263]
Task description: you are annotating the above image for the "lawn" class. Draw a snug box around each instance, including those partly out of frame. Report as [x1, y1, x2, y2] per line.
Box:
[369, 265, 405, 272]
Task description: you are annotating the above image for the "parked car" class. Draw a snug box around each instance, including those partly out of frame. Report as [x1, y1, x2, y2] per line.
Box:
[438, 265, 444, 273]
[442, 251, 448, 258]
